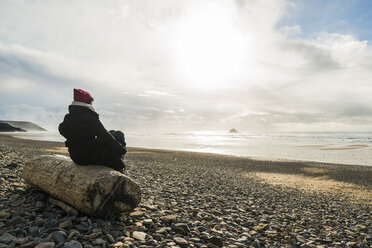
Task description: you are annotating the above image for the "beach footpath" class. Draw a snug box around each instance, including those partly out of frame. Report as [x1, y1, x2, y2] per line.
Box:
[0, 134, 371, 247]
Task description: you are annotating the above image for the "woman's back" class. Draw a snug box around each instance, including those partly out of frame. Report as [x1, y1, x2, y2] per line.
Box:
[59, 89, 127, 172]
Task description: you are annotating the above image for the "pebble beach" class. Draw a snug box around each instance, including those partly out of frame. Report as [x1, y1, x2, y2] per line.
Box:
[0, 134, 372, 248]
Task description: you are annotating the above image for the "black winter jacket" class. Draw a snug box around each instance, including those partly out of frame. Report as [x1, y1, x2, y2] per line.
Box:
[59, 105, 126, 167]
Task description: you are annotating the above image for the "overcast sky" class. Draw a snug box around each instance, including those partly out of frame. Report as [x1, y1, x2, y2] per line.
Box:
[1, 0, 372, 133]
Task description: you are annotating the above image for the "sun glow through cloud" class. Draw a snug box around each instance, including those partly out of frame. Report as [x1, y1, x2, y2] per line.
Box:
[1, 0, 372, 132]
[171, 2, 247, 90]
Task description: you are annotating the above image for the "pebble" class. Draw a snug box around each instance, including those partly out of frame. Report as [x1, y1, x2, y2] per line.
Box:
[43, 219, 59, 229]
[106, 234, 115, 243]
[197, 225, 209, 232]
[129, 211, 145, 218]
[35, 242, 55, 248]
[64, 241, 82, 248]
[207, 243, 220, 248]
[75, 224, 89, 233]
[0, 136, 372, 248]
[132, 231, 147, 241]
[163, 215, 177, 223]
[174, 237, 188, 246]
[0, 211, 11, 219]
[58, 220, 72, 229]
[0, 233, 15, 244]
[52, 231, 66, 243]
[86, 232, 102, 240]
[174, 223, 189, 233]
[29, 226, 40, 236]
[110, 242, 124, 247]
[143, 219, 153, 225]
[209, 236, 223, 247]
[66, 230, 80, 241]
[94, 238, 105, 245]
[156, 227, 170, 234]
[36, 201, 44, 208]
[22, 242, 35, 248]
[14, 238, 29, 245]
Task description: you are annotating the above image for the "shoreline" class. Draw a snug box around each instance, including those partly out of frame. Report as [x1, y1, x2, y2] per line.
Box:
[2, 133, 372, 203]
[1, 134, 372, 247]
[3, 133, 372, 168]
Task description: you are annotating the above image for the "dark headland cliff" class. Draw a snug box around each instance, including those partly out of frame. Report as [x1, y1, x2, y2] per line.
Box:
[0, 120, 46, 132]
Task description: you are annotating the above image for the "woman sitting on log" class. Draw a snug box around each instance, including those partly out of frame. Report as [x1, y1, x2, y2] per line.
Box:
[59, 89, 127, 172]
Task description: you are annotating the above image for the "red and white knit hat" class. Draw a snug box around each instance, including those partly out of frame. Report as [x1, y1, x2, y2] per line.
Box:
[73, 89, 93, 104]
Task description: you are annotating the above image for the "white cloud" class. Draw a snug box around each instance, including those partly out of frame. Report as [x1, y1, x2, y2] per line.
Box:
[0, 0, 372, 132]
[280, 25, 302, 37]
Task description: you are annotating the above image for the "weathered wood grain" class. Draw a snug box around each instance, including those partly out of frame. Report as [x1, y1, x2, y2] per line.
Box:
[22, 155, 141, 217]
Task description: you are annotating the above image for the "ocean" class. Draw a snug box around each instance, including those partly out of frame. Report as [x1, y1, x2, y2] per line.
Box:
[7, 131, 372, 166]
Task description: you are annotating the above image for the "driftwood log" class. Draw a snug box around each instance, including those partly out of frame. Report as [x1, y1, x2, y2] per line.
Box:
[22, 155, 141, 217]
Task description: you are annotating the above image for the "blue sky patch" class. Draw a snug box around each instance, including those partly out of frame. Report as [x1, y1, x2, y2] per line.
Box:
[279, 0, 372, 42]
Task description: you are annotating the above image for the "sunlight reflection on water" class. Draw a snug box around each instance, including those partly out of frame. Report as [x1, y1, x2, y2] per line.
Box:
[7, 130, 372, 166]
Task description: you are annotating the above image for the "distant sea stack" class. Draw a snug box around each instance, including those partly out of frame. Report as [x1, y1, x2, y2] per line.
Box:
[0, 121, 46, 132]
[229, 128, 239, 133]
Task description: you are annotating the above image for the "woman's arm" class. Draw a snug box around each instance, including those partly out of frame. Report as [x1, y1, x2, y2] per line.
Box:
[89, 118, 127, 156]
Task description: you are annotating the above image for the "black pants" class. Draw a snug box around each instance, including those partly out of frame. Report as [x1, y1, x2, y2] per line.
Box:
[103, 130, 126, 171]
[70, 130, 126, 172]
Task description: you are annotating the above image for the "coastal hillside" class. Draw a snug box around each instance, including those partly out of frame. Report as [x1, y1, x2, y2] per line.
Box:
[0, 120, 46, 132]
[0, 123, 26, 132]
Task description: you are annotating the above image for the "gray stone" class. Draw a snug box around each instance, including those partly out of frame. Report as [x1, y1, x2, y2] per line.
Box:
[35, 242, 55, 248]
[190, 238, 201, 243]
[14, 238, 29, 245]
[19, 241, 35, 248]
[52, 231, 66, 243]
[36, 201, 45, 208]
[252, 240, 261, 248]
[129, 211, 145, 218]
[143, 219, 153, 225]
[94, 238, 105, 245]
[132, 231, 147, 241]
[66, 230, 80, 241]
[55, 242, 64, 248]
[64, 241, 82, 248]
[0, 233, 15, 244]
[44, 219, 59, 229]
[209, 236, 223, 247]
[29, 226, 40, 236]
[0, 243, 8, 248]
[0, 211, 11, 219]
[197, 226, 209, 232]
[156, 227, 170, 234]
[75, 225, 89, 233]
[174, 223, 189, 233]
[163, 215, 177, 223]
[59, 220, 72, 229]
[174, 237, 188, 246]
[106, 234, 115, 244]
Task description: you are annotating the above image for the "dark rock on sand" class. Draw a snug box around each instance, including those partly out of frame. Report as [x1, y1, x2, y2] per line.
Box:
[229, 128, 239, 133]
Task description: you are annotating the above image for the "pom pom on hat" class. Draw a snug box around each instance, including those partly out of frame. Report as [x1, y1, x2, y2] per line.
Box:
[73, 89, 93, 103]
